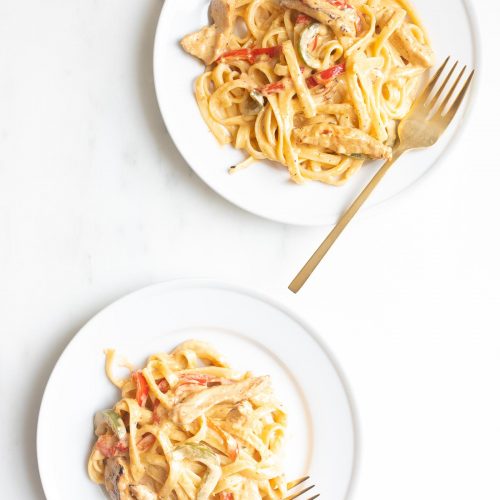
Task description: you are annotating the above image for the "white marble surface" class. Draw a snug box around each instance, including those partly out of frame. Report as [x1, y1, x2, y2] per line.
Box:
[1, 1, 499, 499]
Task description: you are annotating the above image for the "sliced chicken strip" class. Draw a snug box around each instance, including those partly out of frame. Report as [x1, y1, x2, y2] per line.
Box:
[181, 0, 235, 64]
[377, 6, 434, 68]
[280, 0, 358, 39]
[294, 124, 392, 160]
[181, 25, 225, 65]
[104, 458, 134, 500]
[171, 376, 270, 425]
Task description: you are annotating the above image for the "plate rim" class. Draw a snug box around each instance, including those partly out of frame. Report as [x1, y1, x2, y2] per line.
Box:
[36, 278, 357, 499]
[153, 0, 481, 227]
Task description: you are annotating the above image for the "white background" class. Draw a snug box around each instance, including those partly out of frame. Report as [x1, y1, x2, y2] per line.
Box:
[0, 1, 499, 499]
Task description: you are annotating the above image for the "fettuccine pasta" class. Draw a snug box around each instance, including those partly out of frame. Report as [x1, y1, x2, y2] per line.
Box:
[88, 341, 288, 499]
[181, 0, 434, 185]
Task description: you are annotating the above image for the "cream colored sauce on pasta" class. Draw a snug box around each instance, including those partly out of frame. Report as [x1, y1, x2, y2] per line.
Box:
[183, 0, 434, 185]
[88, 341, 287, 500]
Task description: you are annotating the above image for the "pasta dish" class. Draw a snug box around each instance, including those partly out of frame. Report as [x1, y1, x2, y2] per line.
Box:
[88, 341, 288, 499]
[181, 0, 434, 185]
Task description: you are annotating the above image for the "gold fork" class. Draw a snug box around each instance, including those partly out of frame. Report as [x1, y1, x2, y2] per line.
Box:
[289, 57, 475, 293]
[284, 476, 319, 499]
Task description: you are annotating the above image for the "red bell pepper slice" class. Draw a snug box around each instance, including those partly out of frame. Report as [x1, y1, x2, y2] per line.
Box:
[295, 13, 312, 24]
[132, 371, 148, 407]
[260, 81, 286, 95]
[306, 62, 346, 88]
[327, 0, 351, 9]
[218, 46, 281, 64]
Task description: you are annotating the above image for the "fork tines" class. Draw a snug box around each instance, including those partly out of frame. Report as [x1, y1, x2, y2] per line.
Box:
[421, 56, 475, 124]
[284, 476, 319, 499]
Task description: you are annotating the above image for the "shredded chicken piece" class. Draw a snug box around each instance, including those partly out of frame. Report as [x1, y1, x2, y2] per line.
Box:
[174, 382, 208, 404]
[181, 0, 235, 64]
[293, 124, 392, 159]
[181, 25, 225, 65]
[170, 376, 270, 425]
[280, 0, 358, 39]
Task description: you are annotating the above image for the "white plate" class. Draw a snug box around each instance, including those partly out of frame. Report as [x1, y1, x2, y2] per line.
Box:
[154, 0, 479, 226]
[37, 280, 355, 500]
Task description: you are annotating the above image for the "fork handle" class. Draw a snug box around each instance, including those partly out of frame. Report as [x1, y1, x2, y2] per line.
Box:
[289, 148, 405, 293]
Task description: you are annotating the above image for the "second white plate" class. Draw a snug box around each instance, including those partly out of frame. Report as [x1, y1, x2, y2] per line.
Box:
[154, 0, 479, 226]
[37, 280, 355, 500]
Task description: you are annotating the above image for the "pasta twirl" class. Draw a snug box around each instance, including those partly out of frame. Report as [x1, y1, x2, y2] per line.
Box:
[181, 0, 434, 185]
